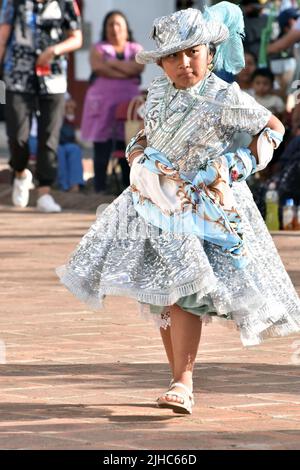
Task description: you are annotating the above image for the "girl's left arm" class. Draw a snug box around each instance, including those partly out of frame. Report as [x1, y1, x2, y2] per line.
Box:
[224, 114, 285, 184]
[248, 114, 285, 162]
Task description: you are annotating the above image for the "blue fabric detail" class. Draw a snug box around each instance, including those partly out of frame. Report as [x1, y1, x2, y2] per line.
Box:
[263, 127, 284, 148]
[132, 146, 256, 269]
[214, 69, 235, 83]
[57, 143, 84, 191]
[225, 147, 257, 180]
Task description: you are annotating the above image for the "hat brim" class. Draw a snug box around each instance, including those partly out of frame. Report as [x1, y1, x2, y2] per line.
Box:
[136, 22, 229, 64]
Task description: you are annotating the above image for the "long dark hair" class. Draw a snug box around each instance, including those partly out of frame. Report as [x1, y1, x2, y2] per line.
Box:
[101, 10, 134, 42]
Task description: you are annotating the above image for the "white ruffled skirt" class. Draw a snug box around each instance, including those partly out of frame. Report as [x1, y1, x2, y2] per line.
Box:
[57, 182, 300, 346]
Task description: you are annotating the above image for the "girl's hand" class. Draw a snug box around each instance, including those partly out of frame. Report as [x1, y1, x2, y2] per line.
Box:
[249, 114, 285, 161]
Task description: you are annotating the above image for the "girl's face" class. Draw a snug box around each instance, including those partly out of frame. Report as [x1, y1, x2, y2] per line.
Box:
[106, 14, 128, 44]
[160, 45, 213, 89]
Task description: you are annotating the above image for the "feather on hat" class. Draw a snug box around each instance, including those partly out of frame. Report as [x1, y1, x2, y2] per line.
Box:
[136, 1, 245, 74]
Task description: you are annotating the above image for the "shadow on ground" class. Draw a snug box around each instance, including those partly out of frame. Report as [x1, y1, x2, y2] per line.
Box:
[0, 361, 300, 449]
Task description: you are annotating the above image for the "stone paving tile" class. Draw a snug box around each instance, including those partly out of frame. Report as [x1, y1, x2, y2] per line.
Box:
[0, 433, 94, 450]
[0, 208, 300, 449]
[2, 412, 298, 450]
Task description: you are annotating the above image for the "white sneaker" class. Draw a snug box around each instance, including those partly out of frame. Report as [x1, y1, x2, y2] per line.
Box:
[36, 194, 62, 213]
[12, 169, 33, 208]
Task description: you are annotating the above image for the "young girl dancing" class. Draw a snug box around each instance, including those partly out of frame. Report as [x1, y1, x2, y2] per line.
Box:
[57, 2, 300, 415]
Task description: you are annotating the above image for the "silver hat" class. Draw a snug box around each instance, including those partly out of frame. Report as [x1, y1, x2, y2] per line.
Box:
[136, 8, 229, 64]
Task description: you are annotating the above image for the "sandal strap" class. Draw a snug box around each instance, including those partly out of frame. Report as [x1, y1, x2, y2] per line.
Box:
[164, 390, 186, 401]
[169, 378, 193, 392]
[170, 382, 193, 399]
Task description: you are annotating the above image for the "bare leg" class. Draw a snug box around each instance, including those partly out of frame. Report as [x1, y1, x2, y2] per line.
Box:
[160, 326, 174, 379]
[161, 304, 202, 405]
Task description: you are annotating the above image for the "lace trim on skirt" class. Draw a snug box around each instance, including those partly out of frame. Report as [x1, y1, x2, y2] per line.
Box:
[138, 298, 300, 346]
[56, 264, 217, 309]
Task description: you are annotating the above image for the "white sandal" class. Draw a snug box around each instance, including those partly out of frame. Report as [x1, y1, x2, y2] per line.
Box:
[157, 382, 194, 415]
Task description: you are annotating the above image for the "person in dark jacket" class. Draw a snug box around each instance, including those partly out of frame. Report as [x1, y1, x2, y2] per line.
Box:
[241, 0, 268, 60]
[0, 0, 82, 211]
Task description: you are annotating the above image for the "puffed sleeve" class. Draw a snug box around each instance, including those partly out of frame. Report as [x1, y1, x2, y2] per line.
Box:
[220, 82, 272, 136]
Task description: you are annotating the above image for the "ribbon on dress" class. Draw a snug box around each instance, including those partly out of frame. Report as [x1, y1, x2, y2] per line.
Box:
[130, 146, 257, 269]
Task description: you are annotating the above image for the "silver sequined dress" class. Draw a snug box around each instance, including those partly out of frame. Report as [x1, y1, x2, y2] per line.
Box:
[57, 73, 300, 346]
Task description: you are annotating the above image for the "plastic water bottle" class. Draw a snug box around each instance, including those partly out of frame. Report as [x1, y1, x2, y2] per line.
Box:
[265, 182, 279, 231]
[282, 198, 295, 230]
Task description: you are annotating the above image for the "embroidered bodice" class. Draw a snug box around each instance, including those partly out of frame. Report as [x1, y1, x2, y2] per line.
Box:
[144, 73, 271, 174]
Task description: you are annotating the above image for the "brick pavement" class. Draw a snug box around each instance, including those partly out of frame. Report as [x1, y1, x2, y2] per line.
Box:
[0, 205, 300, 450]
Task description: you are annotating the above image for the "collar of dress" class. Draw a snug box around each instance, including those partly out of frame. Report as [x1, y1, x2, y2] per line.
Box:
[166, 71, 213, 98]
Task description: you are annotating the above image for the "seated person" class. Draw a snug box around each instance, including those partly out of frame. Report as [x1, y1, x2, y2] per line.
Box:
[251, 68, 285, 119]
[57, 98, 84, 192]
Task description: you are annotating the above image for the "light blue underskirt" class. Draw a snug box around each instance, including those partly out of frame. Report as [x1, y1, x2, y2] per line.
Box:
[149, 293, 224, 318]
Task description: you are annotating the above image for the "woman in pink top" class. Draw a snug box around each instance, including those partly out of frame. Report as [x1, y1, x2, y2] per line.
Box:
[81, 11, 144, 193]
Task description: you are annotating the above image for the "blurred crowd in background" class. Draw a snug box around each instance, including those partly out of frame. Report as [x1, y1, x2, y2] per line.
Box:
[235, 0, 300, 231]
